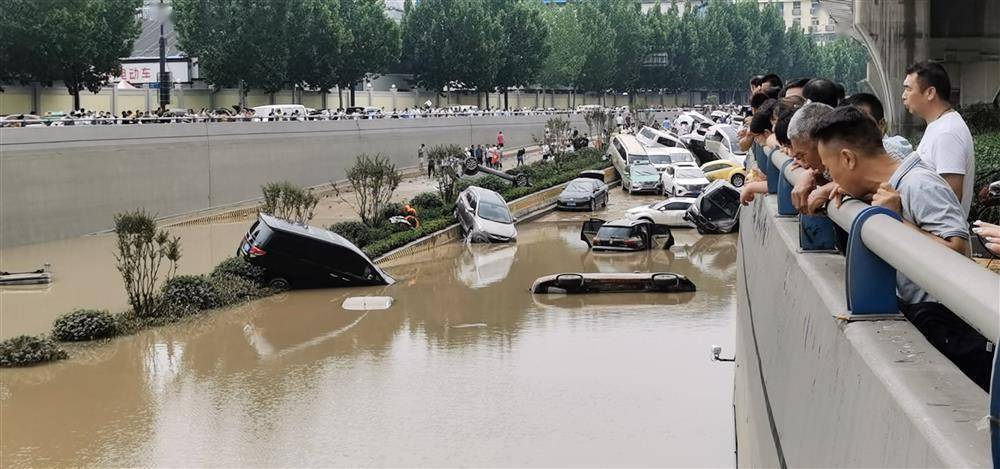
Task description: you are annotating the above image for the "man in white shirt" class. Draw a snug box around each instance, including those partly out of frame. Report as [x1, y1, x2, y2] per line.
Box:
[902, 61, 975, 216]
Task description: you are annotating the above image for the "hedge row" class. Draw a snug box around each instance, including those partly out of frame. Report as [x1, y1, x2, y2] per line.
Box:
[0, 256, 272, 367]
[972, 132, 1000, 224]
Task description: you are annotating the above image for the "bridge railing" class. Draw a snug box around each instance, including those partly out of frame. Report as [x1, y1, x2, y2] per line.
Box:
[756, 144, 999, 464]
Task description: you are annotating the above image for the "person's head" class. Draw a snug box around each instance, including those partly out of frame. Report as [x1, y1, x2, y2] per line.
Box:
[750, 75, 765, 95]
[750, 99, 777, 139]
[802, 78, 842, 107]
[781, 77, 810, 98]
[787, 102, 833, 170]
[902, 61, 952, 118]
[774, 110, 795, 149]
[773, 95, 806, 127]
[841, 92, 886, 134]
[810, 106, 891, 198]
[750, 92, 771, 113]
[761, 74, 783, 92]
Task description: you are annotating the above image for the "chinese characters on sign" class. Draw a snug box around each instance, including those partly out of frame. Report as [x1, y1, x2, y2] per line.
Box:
[121, 66, 153, 82]
[116, 61, 190, 84]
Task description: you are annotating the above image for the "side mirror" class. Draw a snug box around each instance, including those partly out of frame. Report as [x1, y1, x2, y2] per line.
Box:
[512, 216, 519, 223]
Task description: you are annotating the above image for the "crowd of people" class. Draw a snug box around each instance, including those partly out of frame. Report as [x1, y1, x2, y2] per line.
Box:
[2, 105, 651, 127]
[735, 63, 995, 390]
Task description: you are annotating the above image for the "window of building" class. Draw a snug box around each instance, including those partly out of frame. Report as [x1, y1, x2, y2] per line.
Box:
[812, 17, 819, 25]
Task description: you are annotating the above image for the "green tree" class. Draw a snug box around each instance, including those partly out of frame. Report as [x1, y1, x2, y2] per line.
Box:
[574, 2, 616, 97]
[780, 26, 821, 80]
[286, 0, 350, 97]
[336, 0, 401, 107]
[605, 0, 650, 102]
[819, 37, 868, 94]
[491, 1, 549, 109]
[538, 5, 587, 98]
[0, 0, 142, 110]
[696, 1, 736, 97]
[174, 0, 254, 99]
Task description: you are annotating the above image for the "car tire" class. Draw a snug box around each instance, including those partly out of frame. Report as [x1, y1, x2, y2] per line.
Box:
[268, 277, 290, 291]
[731, 173, 745, 187]
[590, 199, 596, 212]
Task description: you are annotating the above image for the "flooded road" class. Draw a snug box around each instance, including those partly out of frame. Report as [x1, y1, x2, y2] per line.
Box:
[1, 194, 738, 467]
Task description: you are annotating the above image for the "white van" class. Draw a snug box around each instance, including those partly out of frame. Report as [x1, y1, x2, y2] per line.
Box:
[252, 104, 309, 121]
[607, 134, 653, 177]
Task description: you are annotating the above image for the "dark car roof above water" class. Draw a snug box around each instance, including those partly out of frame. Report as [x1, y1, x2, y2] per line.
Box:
[258, 214, 369, 258]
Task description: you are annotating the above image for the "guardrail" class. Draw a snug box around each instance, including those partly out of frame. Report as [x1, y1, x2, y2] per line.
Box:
[755, 144, 999, 465]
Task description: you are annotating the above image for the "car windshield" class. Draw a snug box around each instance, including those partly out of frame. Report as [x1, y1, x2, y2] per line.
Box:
[631, 165, 658, 177]
[567, 180, 597, 192]
[596, 226, 633, 239]
[478, 201, 512, 224]
[675, 168, 704, 179]
[627, 155, 650, 165]
[647, 154, 672, 165]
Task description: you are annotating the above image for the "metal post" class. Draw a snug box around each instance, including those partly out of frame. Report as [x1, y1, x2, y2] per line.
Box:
[157, 0, 170, 113]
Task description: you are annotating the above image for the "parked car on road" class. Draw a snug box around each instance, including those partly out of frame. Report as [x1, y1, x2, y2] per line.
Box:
[623, 162, 662, 195]
[455, 186, 517, 243]
[661, 163, 710, 197]
[239, 214, 395, 290]
[646, 146, 697, 173]
[557, 172, 609, 211]
[701, 159, 747, 187]
[625, 197, 697, 228]
[636, 126, 688, 150]
[580, 217, 674, 251]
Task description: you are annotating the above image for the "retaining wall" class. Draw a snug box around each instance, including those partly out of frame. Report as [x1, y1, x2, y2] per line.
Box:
[735, 196, 991, 467]
[0, 114, 639, 248]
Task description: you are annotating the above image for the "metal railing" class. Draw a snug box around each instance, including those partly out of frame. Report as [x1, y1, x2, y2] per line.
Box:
[758, 144, 999, 466]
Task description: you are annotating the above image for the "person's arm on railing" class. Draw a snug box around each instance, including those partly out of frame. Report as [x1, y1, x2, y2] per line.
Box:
[870, 182, 969, 255]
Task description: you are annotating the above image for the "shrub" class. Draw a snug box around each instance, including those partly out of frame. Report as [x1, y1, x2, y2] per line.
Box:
[363, 217, 457, 258]
[959, 103, 1000, 135]
[338, 153, 403, 226]
[971, 132, 1000, 224]
[52, 309, 117, 341]
[210, 274, 266, 306]
[0, 335, 68, 367]
[330, 220, 377, 246]
[114, 210, 181, 318]
[160, 275, 220, 315]
[210, 256, 266, 285]
[410, 192, 444, 210]
[261, 181, 319, 224]
[378, 202, 406, 221]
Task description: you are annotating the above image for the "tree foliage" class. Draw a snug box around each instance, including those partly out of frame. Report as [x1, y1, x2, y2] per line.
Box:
[0, 0, 142, 109]
[337, 0, 401, 101]
[338, 154, 403, 226]
[113, 210, 181, 318]
[403, 0, 501, 93]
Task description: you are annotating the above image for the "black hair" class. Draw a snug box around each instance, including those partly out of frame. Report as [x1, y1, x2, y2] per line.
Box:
[774, 95, 806, 121]
[802, 78, 841, 107]
[763, 86, 781, 100]
[809, 106, 885, 154]
[779, 77, 810, 97]
[750, 75, 765, 87]
[761, 74, 783, 89]
[841, 93, 884, 122]
[905, 61, 952, 101]
[750, 99, 778, 134]
[750, 92, 771, 109]
[774, 110, 795, 147]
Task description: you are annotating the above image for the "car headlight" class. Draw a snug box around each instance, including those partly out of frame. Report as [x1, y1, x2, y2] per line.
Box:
[632, 182, 641, 188]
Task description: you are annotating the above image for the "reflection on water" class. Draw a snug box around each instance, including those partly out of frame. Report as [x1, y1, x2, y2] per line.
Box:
[1, 196, 738, 467]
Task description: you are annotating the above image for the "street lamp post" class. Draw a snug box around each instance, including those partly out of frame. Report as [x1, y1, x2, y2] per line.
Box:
[157, 0, 171, 114]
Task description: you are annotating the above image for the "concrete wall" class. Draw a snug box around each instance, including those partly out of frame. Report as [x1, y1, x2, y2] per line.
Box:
[735, 196, 991, 467]
[0, 113, 626, 248]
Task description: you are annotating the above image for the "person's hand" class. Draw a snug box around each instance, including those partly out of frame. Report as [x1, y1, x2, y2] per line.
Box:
[871, 183, 902, 215]
[805, 183, 835, 215]
[737, 127, 748, 138]
[791, 170, 818, 212]
[828, 183, 846, 208]
[972, 220, 1000, 255]
[740, 185, 758, 206]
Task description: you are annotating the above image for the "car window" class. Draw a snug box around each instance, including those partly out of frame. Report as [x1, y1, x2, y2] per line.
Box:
[631, 164, 658, 176]
[596, 226, 633, 239]
[477, 201, 511, 224]
[249, 221, 274, 247]
[672, 153, 694, 163]
[664, 202, 690, 210]
[656, 136, 679, 148]
[640, 129, 654, 140]
[613, 140, 626, 160]
[567, 180, 598, 191]
[703, 163, 725, 173]
[676, 168, 703, 179]
[647, 154, 672, 165]
[465, 192, 477, 210]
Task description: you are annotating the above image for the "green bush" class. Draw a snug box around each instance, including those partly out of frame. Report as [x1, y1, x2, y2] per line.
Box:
[210, 274, 267, 306]
[363, 217, 457, 258]
[210, 256, 266, 285]
[959, 103, 1000, 136]
[330, 220, 377, 246]
[0, 335, 68, 367]
[378, 202, 406, 221]
[411, 192, 444, 210]
[160, 275, 220, 315]
[52, 309, 117, 341]
[972, 132, 1000, 224]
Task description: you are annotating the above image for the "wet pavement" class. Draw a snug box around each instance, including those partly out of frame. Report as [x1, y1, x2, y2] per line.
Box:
[0, 192, 738, 467]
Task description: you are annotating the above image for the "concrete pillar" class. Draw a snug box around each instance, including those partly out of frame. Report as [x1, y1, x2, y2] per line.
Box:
[145, 87, 151, 113]
[178, 84, 185, 110]
[391, 86, 397, 110]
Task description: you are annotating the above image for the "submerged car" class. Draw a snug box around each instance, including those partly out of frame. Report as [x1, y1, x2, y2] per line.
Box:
[455, 186, 517, 243]
[622, 162, 662, 195]
[701, 159, 747, 187]
[531, 272, 696, 294]
[580, 218, 674, 251]
[625, 197, 697, 228]
[661, 163, 710, 197]
[557, 172, 609, 211]
[239, 214, 395, 290]
[684, 179, 741, 234]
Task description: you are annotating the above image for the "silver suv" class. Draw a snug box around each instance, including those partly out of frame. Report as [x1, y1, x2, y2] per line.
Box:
[455, 186, 517, 243]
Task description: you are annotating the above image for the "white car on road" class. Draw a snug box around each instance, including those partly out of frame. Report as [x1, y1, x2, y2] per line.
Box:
[661, 163, 710, 197]
[625, 197, 697, 228]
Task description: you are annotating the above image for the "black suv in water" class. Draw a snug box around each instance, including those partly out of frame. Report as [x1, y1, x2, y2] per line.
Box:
[239, 214, 395, 290]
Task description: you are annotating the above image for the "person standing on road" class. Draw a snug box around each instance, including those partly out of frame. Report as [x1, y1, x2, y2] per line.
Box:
[516, 147, 526, 167]
[662, 116, 671, 130]
[427, 152, 436, 179]
[475, 144, 484, 165]
[497, 131, 505, 149]
[417, 143, 426, 172]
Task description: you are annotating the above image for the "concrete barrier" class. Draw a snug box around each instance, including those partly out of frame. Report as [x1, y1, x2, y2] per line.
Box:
[735, 196, 991, 467]
[0, 114, 618, 248]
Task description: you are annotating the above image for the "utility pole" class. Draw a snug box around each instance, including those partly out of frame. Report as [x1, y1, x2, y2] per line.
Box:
[157, 0, 171, 114]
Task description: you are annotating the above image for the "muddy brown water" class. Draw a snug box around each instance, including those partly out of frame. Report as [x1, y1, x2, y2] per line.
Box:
[1, 193, 737, 467]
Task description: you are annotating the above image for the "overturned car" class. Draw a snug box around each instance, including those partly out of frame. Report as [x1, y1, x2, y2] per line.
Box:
[683, 179, 741, 234]
[531, 272, 696, 294]
[580, 217, 674, 251]
[239, 214, 395, 290]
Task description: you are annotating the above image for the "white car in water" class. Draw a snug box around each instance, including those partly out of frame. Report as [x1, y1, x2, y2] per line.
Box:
[661, 163, 710, 197]
[625, 197, 697, 228]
